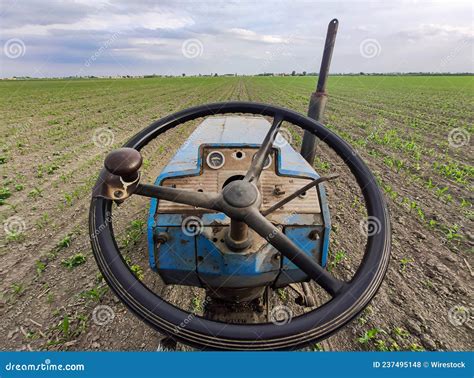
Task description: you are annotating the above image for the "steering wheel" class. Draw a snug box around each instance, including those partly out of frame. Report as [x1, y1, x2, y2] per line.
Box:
[89, 101, 391, 350]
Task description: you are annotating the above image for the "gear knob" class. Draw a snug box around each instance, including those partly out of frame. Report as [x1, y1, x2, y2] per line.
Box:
[104, 147, 142, 181]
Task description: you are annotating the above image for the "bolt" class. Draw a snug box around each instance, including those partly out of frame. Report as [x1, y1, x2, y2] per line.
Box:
[308, 230, 320, 240]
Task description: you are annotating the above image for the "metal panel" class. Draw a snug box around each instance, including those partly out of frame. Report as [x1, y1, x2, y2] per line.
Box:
[147, 115, 332, 288]
[274, 226, 322, 287]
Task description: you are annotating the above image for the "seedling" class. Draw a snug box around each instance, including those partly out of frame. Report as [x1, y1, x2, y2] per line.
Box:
[62, 253, 86, 269]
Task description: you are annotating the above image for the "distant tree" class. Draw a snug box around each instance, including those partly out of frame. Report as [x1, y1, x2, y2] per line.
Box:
[291, 70, 296, 76]
[214, 73, 218, 77]
[182, 73, 186, 77]
[302, 71, 307, 76]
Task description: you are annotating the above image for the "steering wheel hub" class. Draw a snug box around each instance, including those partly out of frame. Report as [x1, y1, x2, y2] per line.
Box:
[222, 180, 258, 208]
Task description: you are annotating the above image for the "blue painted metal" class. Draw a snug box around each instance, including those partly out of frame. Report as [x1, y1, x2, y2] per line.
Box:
[152, 224, 201, 286]
[196, 231, 280, 288]
[274, 226, 322, 287]
[147, 116, 331, 288]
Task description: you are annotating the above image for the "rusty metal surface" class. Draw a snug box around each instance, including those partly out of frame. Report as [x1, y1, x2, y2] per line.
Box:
[157, 147, 321, 215]
[301, 18, 339, 163]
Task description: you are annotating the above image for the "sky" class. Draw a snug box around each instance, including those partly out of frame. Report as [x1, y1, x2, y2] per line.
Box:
[0, 0, 473, 77]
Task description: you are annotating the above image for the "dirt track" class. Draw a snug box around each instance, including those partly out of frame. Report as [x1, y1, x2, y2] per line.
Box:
[0, 76, 472, 351]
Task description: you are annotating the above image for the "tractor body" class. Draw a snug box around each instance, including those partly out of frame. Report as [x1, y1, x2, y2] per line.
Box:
[147, 116, 331, 300]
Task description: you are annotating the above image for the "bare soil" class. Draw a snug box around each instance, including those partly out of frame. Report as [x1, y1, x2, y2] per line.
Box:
[0, 76, 472, 351]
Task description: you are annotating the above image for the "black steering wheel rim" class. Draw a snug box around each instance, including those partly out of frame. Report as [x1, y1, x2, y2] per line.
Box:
[89, 101, 391, 350]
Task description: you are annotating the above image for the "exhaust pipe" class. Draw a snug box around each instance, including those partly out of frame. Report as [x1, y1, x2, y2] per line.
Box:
[300, 18, 338, 164]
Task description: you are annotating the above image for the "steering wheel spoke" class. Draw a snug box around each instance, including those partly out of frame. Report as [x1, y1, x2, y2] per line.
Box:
[244, 209, 346, 297]
[135, 183, 222, 212]
[244, 114, 284, 183]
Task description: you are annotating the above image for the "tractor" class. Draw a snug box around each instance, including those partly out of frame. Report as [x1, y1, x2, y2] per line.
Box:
[89, 19, 391, 350]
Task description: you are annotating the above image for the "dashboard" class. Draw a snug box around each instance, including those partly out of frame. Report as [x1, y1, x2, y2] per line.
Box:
[157, 147, 322, 218]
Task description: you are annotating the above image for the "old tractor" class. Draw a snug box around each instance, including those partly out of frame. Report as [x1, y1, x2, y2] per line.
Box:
[89, 19, 391, 350]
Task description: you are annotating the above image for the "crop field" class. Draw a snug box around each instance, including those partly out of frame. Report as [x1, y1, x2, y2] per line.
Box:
[0, 75, 472, 351]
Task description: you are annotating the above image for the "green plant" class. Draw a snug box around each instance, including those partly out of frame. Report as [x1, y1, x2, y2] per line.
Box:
[192, 296, 202, 312]
[80, 285, 108, 301]
[11, 282, 24, 295]
[311, 343, 324, 351]
[399, 257, 414, 272]
[28, 186, 43, 199]
[122, 220, 145, 247]
[35, 260, 46, 275]
[60, 314, 70, 338]
[409, 343, 424, 352]
[62, 253, 86, 269]
[130, 264, 144, 281]
[276, 288, 287, 301]
[0, 186, 11, 205]
[444, 224, 462, 242]
[358, 328, 383, 344]
[393, 327, 409, 338]
[328, 250, 346, 272]
[58, 234, 72, 249]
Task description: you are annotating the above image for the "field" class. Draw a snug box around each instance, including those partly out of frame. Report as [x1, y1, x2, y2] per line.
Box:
[0, 75, 472, 351]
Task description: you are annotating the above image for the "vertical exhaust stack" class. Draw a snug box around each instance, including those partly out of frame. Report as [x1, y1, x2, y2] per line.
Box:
[300, 18, 339, 164]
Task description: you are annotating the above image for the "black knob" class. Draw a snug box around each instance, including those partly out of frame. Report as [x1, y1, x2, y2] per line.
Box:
[104, 148, 142, 180]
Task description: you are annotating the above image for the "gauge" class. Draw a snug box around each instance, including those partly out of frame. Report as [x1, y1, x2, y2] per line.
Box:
[253, 153, 272, 170]
[206, 151, 225, 169]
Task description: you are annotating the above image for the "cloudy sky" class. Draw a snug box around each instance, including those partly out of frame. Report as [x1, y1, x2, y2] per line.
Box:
[0, 0, 472, 77]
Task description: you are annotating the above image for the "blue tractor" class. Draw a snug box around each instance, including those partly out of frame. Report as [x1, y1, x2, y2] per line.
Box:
[90, 20, 391, 350]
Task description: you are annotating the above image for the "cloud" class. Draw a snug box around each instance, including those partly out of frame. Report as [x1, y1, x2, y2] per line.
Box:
[0, 0, 472, 77]
[398, 24, 474, 41]
[227, 28, 290, 44]
[3, 10, 194, 36]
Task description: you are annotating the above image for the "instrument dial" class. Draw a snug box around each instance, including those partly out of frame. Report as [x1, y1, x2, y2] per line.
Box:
[206, 151, 225, 169]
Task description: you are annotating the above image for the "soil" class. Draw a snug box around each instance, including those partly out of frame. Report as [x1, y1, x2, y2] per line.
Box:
[0, 76, 472, 352]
